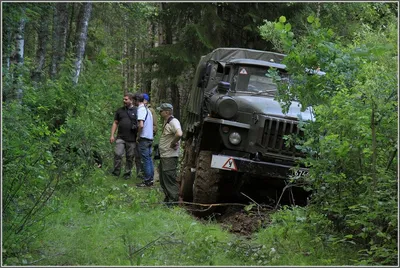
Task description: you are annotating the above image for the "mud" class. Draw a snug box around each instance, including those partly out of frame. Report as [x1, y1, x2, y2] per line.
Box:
[184, 175, 310, 236]
[216, 205, 274, 236]
[187, 204, 274, 237]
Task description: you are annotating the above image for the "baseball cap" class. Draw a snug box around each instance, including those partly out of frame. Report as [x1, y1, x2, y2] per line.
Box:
[156, 103, 173, 111]
[143, 93, 150, 102]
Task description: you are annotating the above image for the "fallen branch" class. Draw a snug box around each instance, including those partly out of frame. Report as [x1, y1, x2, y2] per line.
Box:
[139, 200, 275, 212]
[240, 192, 263, 217]
[274, 182, 307, 210]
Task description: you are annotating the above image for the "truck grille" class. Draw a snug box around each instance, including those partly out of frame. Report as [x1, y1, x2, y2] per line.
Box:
[259, 116, 304, 157]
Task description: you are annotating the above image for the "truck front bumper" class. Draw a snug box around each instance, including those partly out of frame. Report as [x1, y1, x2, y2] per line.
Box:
[211, 154, 309, 179]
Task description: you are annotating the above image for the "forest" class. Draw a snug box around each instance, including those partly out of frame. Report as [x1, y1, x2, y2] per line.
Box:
[2, 1, 398, 266]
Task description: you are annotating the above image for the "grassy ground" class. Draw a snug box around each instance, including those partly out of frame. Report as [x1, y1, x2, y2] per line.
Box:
[21, 168, 358, 266]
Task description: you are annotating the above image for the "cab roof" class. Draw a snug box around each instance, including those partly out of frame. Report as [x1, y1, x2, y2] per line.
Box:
[227, 58, 287, 69]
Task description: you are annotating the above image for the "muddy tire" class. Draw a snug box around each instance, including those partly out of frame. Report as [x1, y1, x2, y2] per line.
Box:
[179, 138, 195, 201]
[180, 167, 194, 201]
[193, 150, 221, 216]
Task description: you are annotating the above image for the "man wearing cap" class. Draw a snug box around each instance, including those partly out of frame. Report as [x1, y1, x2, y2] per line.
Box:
[134, 93, 154, 187]
[143, 93, 158, 136]
[157, 103, 183, 205]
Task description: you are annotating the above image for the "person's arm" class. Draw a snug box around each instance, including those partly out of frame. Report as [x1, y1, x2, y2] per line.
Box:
[137, 120, 144, 138]
[150, 108, 158, 135]
[110, 120, 118, 143]
[136, 106, 145, 140]
[170, 128, 183, 149]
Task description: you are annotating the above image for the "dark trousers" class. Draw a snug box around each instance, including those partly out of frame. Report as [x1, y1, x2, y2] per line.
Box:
[113, 138, 135, 176]
[159, 157, 179, 203]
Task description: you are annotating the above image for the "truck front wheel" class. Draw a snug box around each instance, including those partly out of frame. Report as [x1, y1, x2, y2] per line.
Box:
[179, 137, 195, 202]
[193, 150, 221, 216]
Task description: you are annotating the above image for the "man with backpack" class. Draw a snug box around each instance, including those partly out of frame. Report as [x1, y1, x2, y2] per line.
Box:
[143, 93, 158, 136]
[157, 103, 182, 205]
[110, 92, 138, 179]
[134, 93, 154, 187]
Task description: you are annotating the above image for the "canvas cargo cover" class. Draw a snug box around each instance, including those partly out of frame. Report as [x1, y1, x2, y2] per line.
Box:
[198, 47, 285, 65]
[188, 48, 286, 116]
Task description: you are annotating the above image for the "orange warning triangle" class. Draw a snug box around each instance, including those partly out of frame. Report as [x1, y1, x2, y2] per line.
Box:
[222, 157, 237, 171]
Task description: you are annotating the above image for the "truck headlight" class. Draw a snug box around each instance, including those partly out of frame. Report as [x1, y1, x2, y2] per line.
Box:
[229, 132, 241, 145]
[210, 94, 238, 119]
[217, 97, 238, 119]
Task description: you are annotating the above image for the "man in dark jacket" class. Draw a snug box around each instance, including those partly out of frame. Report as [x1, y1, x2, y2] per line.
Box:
[110, 92, 138, 179]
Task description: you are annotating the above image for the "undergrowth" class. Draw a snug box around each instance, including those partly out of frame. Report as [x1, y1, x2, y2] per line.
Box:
[3, 168, 362, 266]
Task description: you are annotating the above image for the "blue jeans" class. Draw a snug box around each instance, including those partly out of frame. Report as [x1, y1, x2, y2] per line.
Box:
[138, 139, 154, 182]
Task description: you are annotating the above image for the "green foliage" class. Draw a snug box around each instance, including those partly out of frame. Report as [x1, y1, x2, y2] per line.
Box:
[2, 100, 63, 264]
[149, 3, 223, 80]
[4, 171, 365, 266]
[255, 206, 357, 265]
[2, 49, 127, 263]
[259, 11, 398, 265]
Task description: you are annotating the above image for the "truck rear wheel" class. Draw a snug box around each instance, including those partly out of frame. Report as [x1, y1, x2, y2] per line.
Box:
[193, 150, 221, 216]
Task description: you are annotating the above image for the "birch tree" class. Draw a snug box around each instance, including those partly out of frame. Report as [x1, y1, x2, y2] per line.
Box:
[72, 2, 92, 85]
[15, 16, 26, 101]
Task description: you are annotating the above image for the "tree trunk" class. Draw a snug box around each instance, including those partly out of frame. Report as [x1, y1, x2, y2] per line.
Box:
[72, 2, 92, 85]
[50, 3, 68, 79]
[170, 82, 181, 120]
[50, 5, 58, 79]
[32, 11, 51, 82]
[4, 26, 12, 71]
[15, 17, 26, 101]
[15, 19, 25, 65]
[128, 43, 135, 90]
[123, 27, 129, 92]
[66, 3, 76, 54]
[58, 3, 68, 63]
[143, 23, 154, 94]
[371, 102, 377, 186]
[158, 3, 165, 45]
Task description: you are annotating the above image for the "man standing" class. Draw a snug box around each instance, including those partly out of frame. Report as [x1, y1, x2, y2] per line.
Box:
[157, 103, 183, 205]
[135, 93, 154, 187]
[143, 93, 158, 136]
[137, 93, 159, 181]
[110, 92, 138, 179]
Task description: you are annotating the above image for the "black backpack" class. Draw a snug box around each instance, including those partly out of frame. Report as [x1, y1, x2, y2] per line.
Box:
[126, 108, 138, 131]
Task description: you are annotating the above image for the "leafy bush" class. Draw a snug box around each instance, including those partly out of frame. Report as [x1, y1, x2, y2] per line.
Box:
[259, 14, 398, 265]
[255, 206, 356, 265]
[2, 51, 128, 264]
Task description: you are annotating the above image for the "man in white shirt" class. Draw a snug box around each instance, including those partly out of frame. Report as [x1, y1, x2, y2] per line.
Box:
[134, 93, 154, 187]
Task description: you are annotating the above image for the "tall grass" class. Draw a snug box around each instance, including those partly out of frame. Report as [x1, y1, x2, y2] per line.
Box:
[11, 168, 358, 266]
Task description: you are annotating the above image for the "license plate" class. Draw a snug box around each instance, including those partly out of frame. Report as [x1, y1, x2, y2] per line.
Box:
[292, 169, 309, 178]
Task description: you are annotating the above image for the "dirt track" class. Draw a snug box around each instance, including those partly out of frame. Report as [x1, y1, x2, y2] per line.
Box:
[184, 204, 275, 237]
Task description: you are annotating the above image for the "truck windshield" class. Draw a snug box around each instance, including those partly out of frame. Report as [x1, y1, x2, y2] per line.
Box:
[231, 65, 282, 93]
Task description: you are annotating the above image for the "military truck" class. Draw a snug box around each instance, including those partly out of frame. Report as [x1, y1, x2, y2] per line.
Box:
[179, 48, 315, 214]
